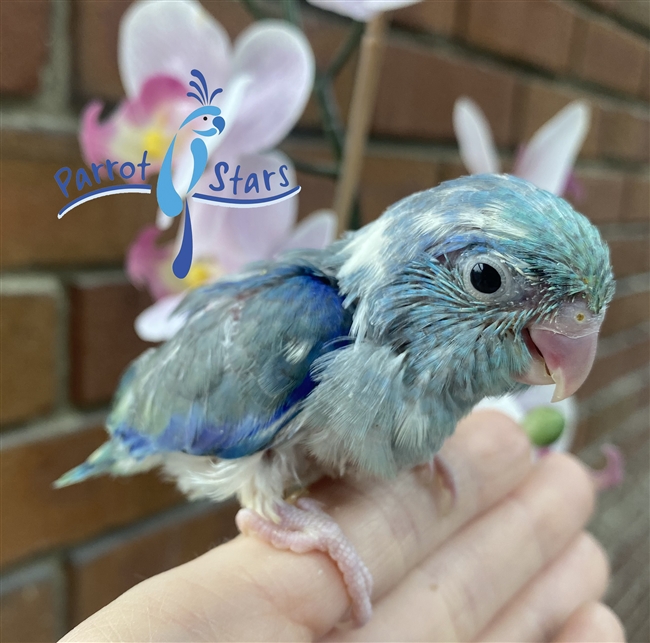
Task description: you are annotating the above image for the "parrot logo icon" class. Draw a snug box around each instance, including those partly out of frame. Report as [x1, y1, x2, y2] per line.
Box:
[157, 69, 226, 279]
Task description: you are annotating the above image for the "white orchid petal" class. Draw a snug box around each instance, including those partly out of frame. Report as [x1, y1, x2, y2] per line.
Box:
[221, 177, 298, 262]
[220, 73, 253, 126]
[281, 210, 337, 251]
[156, 208, 174, 230]
[119, 0, 231, 98]
[183, 200, 229, 261]
[135, 293, 187, 342]
[453, 97, 500, 175]
[187, 151, 298, 269]
[515, 101, 590, 195]
[307, 0, 421, 21]
[223, 21, 315, 154]
[220, 203, 297, 267]
[473, 395, 526, 424]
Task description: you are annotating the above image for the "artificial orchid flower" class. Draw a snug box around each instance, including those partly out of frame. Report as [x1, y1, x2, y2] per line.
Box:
[80, 0, 315, 228]
[453, 96, 590, 196]
[307, 0, 421, 21]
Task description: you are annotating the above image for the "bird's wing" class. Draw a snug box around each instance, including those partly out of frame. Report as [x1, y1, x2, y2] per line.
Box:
[107, 261, 352, 460]
[188, 138, 208, 192]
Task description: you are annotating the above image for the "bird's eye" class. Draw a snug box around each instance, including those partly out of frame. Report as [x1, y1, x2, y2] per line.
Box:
[462, 254, 513, 301]
[203, 116, 208, 121]
[470, 263, 501, 294]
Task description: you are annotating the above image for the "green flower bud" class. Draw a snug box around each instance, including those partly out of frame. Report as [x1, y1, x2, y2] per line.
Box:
[522, 407, 565, 447]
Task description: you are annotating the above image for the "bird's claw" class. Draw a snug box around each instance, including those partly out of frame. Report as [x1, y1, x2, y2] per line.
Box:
[236, 498, 373, 626]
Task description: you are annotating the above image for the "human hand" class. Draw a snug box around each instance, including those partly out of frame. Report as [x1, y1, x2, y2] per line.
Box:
[60, 411, 624, 642]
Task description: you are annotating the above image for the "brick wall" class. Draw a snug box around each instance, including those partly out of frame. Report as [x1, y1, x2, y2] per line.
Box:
[1, 1, 648, 640]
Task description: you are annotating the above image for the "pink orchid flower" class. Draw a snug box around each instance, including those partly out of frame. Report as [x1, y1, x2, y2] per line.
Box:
[453, 96, 590, 196]
[307, 0, 421, 21]
[80, 0, 315, 228]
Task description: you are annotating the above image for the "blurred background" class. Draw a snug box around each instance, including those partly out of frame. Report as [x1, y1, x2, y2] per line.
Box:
[1, 0, 648, 641]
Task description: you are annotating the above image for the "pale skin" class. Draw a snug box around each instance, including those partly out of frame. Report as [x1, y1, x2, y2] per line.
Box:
[61, 412, 625, 642]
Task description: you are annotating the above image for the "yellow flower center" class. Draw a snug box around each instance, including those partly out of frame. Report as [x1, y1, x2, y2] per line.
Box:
[142, 128, 169, 162]
[184, 261, 214, 289]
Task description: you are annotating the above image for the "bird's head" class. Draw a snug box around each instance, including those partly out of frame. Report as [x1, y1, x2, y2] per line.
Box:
[336, 174, 614, 403]
[179, 105, 226, 137]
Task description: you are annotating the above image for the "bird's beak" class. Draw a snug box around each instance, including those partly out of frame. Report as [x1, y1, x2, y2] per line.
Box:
[516, 301, 603, 402]
[213, 116, 226, 134]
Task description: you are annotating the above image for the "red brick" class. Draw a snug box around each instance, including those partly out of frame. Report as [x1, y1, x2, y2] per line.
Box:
[0, 423, 183, 567]
[392, 0, 457, 35]
[590, 0, 650, 31]
[617, 0, 650, 30]
[599, 105, 650, 162]
[577, 382, 649, 445]
[580, 339, 650, 398]
[282, 140, 337, 218]
[0, 1, 50, 96]
[73, 0, 254, 101]
[69, 502, 238, 625]
[570, 169, 624, 223]
[295, 171, 336, 221]
[0, 561, 59, 643]
[517, 81, 602, 159]
[359, 153, 439, 225]
[286, 142, 442, 225]
[1, 292, 58, 426]
[461, 0, 577, 73]
[1, 131, 157, 268]
[608, 238, 650, 279]
[571, 14, 647, 96]
[373, 41, 518, 146]
[438, 159, 469, 183]
[621, 175, 650, 222]
[70, 279, 154, 407]
[602, 291, 650, 336]
[73, 0, 126, 101]
[299, 21, 357, 130]
[639, 46, 650, 102]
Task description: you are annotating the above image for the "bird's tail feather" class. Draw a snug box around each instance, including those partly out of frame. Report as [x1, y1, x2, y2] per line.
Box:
[53, 442, 116, 488]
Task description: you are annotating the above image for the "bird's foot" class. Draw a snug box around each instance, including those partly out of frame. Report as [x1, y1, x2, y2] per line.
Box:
[236, 497, 373, 626]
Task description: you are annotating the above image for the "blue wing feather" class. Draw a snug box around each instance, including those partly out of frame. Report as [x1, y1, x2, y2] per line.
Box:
[103, 262, 351, 463]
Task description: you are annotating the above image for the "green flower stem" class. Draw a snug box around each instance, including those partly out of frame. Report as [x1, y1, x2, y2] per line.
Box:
[240, 0, 271, 20]
[328, 20, 365, 77]
[314, 76, 345, 161]
[282, 0, 302, 27]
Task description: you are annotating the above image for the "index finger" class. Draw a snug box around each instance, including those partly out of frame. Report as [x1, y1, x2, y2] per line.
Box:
[60, 411, 533, 643]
